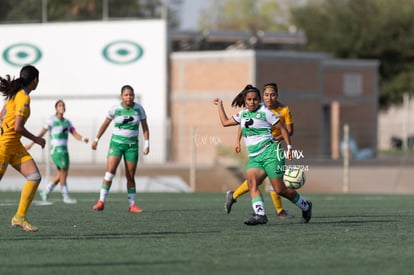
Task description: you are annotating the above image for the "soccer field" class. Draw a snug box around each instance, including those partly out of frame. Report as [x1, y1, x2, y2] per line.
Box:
[0, 192, 413, 275]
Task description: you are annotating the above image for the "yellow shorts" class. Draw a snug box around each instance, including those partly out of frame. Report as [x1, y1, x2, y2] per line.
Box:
[0, 142, 33, 176]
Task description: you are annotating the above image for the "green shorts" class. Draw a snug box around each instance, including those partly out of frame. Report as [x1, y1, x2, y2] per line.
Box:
[107, 140, 139, 163]
[51, 152, 70, 169]
[245, 142, 285, 179]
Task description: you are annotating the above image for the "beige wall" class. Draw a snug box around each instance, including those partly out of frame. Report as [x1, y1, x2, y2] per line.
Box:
[170, 51, 255, 163]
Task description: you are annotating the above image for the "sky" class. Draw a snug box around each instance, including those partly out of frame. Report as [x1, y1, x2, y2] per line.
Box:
[179, 0, 210, 30]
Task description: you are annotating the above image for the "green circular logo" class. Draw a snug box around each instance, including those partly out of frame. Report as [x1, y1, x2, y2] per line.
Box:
[102, 40, 144, 65]
[2, 43, 42, 66]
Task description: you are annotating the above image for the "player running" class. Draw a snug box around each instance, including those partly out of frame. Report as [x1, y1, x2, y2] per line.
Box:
[27, 99, 89, 204]
[225, 82, 295, 219]
[0, 65, 45, 232]
[213, 84, 312, 225]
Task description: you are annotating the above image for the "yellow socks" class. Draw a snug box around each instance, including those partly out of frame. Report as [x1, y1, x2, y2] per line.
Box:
[233, 180, 249, 200]
[16, 180, 39, 217]
[270, 191, 284, 214]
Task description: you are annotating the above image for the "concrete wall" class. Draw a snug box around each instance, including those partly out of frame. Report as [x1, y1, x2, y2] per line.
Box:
[322, 59, 379, 155]
[0, 20, 168, 164]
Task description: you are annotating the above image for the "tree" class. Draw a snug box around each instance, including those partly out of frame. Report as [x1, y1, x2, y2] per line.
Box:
[2, 0, 43, 23]
[199, 0, 302, 32]
[290, 0, 414, 108]
[0, 0, 182, 29]
[198, 0, 414, 108]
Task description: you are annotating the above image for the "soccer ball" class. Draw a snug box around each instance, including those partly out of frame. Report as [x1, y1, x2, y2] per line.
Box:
[283, 166, 306, 189]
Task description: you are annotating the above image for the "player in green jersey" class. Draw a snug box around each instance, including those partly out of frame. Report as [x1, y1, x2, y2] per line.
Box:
[92, 85, 150, 213]
[27, 100, 89, 204]
[213, 84, 312, 225]
[226, 83, 295, 219]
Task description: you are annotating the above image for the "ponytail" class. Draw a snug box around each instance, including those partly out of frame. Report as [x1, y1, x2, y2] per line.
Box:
[0, 75, 23, 100]
[231, 90, 245, 108]
[231, 84, 261, 108]
[0, 64, 39, 100]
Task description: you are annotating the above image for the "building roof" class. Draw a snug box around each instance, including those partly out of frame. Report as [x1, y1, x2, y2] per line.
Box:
[169, 29, 306, 51]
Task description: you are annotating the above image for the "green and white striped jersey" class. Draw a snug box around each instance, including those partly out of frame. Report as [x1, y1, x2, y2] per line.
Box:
[44, 116, 74, 154]
[232, 104, 279, 157]
[107, 102, 147, 144]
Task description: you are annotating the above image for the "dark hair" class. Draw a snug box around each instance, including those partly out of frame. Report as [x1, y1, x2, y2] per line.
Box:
[263, 82, 278, 93]
[0, 65, 39, 100]
[231, 84, 261, 108]
[121, 85, 134, 94]
[55, 99, 65, 109]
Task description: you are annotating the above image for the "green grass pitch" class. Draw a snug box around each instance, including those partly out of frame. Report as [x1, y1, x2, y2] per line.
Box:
[0, 192, 413, 275]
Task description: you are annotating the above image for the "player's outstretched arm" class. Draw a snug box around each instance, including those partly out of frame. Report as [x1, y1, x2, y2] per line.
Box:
[213, 98, 237, 127]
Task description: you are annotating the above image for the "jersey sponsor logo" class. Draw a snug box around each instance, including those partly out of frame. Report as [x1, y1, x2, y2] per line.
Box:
[122, 116, 134, 124]
[244, 118, 254, 128]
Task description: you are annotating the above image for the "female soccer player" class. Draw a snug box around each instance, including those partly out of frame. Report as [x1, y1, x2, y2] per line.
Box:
[225, 82, 295, 219]
[91, 85, 149, 213]
[0, 65, 45, 232]
[27, 100, 89, 204]
[213, 84, 312, 225]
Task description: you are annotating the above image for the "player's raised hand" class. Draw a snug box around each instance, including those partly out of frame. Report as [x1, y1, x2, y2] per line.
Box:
[213, 98, 223, 105]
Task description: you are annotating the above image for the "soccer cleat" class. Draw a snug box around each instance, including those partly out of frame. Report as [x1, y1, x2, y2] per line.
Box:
[63, 197, 77, 204]
[92, 200, 105, 211]
[39, 191, 49, 202]
[128, 204, 144, 213]
[277, 209, 295, 220]
[11, 215, 38, 232]
[301, 201, 312, 223]
[244, 214, 268, 225]
[224, 190, 237, 214]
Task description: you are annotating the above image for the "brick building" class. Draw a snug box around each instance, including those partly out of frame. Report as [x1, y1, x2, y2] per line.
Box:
[170, 50, 379, 164]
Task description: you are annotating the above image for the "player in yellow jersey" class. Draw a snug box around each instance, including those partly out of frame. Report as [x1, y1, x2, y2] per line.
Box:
[0, 65, 45, 232]
[225, 83, 295, 219]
